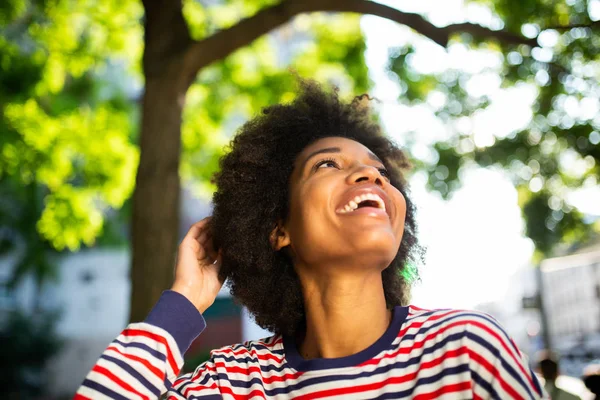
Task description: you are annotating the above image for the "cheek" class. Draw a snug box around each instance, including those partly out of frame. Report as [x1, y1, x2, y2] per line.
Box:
[288, 182, 332, 243]
[393, 191, 408, 231]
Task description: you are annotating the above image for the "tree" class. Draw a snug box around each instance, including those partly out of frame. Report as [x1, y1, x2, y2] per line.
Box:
[129, 0, 546, 321]
[3, 0, 597, 322]
[386, 0, 600, 259]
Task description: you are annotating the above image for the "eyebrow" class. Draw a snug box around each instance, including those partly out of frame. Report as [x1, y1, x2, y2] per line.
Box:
[300, 146, 383, 171]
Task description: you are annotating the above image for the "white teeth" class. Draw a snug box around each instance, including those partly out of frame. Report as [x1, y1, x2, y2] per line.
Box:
[338, 193, 386, 213]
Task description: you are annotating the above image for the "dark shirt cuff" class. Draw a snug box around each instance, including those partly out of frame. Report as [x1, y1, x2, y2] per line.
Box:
[144, 290, 206, 354]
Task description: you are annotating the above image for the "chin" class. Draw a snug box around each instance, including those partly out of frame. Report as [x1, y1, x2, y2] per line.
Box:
[349, 231, 399, 259]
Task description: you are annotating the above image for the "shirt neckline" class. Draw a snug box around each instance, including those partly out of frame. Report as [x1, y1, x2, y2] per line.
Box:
[282, 305, 409, 371]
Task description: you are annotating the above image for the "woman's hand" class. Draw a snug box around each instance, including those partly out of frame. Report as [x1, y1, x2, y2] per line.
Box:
[171, 217, 224, 313]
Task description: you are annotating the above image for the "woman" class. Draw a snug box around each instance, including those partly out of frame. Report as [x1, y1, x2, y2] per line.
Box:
[76, 80, 544, 399]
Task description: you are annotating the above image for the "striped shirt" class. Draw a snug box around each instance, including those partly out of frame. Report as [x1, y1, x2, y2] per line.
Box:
[76, 291, 545, 399]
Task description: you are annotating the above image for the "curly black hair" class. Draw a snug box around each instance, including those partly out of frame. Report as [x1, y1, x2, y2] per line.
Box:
[212, 79, 422, 337]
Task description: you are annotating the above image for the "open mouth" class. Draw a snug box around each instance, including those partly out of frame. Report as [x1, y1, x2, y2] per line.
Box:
[338, 193, 386, 214]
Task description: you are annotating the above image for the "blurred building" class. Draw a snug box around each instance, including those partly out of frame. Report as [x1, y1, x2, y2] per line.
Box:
[540, 238, 600, 377]
[474, 265, 542, 358]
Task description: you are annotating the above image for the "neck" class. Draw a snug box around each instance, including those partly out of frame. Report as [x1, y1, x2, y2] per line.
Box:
[296, 268, 391, 360]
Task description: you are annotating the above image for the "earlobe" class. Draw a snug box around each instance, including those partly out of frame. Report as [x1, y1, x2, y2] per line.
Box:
[270, 223, 291, 251]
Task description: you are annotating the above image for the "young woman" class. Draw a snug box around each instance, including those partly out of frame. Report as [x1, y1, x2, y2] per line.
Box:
[76, 80, 544, 399]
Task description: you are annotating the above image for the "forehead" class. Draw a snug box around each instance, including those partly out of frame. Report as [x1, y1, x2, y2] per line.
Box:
[296, 137, 374, 160]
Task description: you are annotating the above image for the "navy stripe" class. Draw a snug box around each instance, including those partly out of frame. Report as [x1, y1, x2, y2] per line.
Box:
[210, 351, 286, 369]
[211, 353, 287, 373]
[81, 378, 130, 400]
[304, 365, 470, 400]
[210, 331, 468, 396]
[176, 378, 222, 399]
[102, 354, 161, 397]
[402, 310, 533, 388]
[403, 311, 510, 348]
[113, 338, 167, 362]
[227, 341, 285, 355]
[177, 371, 217, 395]
[466, 331, 534, 398]
[471, 369, 501, 400]
[212, 363, 470, 398]
[529, 365, 543, 396]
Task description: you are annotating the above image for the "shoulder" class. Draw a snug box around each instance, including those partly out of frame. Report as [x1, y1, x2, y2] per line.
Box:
[405, 305, 518, 353]
[406, 305, 505, 332]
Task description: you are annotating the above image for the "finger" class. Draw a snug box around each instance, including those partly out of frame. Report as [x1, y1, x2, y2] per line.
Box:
[186, 217, 212, 240]
[199, 230, 219, 260]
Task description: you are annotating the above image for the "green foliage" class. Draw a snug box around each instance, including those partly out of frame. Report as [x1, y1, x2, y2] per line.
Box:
[0, 0, 371, 289]
[181, 12, 370, 195]
[0, 0, 141, 288]
[388, 0, 600, 255]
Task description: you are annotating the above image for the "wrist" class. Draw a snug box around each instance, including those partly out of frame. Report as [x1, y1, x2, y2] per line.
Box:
[145, 291, 206, 354]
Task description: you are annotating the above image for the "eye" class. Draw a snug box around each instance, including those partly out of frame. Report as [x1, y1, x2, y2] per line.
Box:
[314, 158, 340, 170]
[378, 167, 390, 179]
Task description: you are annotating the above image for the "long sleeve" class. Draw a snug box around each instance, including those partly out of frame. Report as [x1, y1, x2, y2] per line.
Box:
[75, 291, 206, 399]
[465, 313, 546, 400]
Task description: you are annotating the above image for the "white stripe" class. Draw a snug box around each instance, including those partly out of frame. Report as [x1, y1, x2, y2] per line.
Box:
[76, 385, 119, 400]
[87, 369, 146, 400]
[126, 322, 183, 380]
[104, 346, 164, 390]
[97, 357, 156, 398]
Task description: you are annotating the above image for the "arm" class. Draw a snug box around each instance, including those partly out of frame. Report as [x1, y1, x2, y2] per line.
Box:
[75, 291, 205, 399]
[465, 313, 546, 400]
[75, 218, 224, 399]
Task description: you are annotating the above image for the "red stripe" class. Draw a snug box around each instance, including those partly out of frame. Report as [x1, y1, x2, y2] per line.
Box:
[214, 361, 303, 384]
[220, 385, 266, 399]
[412, 381, 472, 400]
[73, 394, 91, 400]
[399, 309, 464, 337]
[295, 348, 469, 400]
[404, 308, 536, 392]
[364, 318, 523, 397]
[123, 328, 179, 376]
[212, 347, 285, 364]
[92, 364, 149, 400]
[107, 345, 164, 381]
[466, 319, 537, 392]
[184, 383, 267, 400]
[293, 375, 421, 399]
[360, 317, 470, 367]
[467, 349, 522, 399]
[182, 382, 218, 397]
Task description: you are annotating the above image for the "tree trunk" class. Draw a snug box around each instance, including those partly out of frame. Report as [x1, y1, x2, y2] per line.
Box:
[129, 68, 187, 322]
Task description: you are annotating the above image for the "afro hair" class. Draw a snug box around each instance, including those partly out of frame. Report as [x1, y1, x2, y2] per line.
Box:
[211, 79, 422, 336]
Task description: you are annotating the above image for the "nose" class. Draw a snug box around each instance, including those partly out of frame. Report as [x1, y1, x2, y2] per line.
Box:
[347, 164, 384, 186]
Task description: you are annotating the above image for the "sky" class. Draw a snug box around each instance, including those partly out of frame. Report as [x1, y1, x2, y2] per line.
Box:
[361, 0, 600, 309]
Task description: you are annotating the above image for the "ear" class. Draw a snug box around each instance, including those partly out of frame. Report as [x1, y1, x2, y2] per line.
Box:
[270, 222, 291, 251]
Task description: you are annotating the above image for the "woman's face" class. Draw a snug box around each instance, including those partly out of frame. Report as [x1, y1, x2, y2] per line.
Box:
[279, 137, 407, 273]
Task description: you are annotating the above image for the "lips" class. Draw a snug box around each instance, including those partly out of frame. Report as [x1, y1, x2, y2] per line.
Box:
[336, 186, 392, 219]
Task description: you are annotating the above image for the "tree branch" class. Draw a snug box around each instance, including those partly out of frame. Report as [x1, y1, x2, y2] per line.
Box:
[182, 0, 539, 85]
[543, 20, 600, 31]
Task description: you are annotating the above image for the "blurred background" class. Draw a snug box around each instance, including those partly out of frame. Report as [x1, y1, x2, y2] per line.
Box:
[1, 0, 600, 398]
